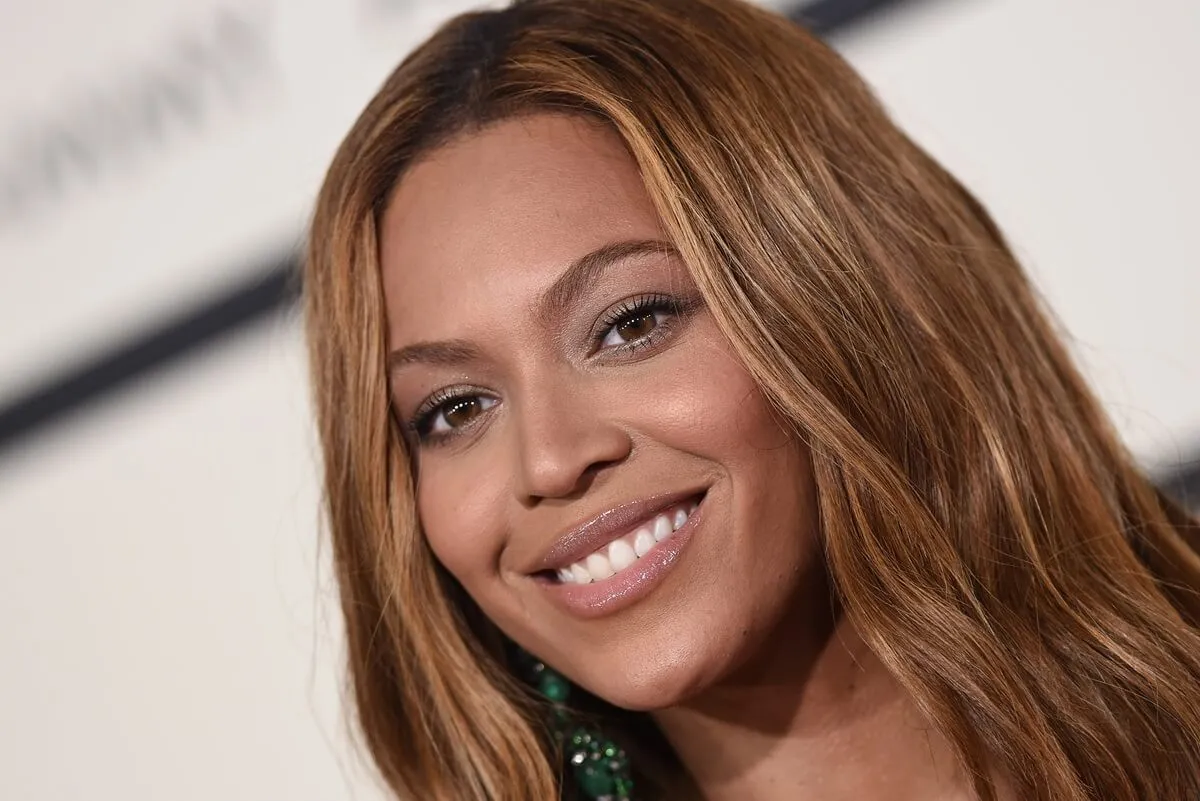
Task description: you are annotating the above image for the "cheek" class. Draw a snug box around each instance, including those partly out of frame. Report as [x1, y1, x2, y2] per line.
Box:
[661, 322, 816, 599]
[654, 322, 793, 456]
[415, 454, 509, 588]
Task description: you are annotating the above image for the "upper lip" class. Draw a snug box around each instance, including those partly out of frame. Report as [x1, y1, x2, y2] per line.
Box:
[531, 488, 707, 573]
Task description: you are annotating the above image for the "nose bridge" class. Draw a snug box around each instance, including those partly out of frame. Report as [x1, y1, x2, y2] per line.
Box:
[510, 361, 629, 501]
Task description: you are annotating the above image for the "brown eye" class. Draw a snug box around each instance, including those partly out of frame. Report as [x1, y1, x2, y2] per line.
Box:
[415, 393, 499, 441]
[443, 397, 484, 428]
[600, 305, 672, 349]
[615, 312, 658, 342]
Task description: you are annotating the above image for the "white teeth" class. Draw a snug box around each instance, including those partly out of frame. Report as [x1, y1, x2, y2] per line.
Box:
[672, 507, 688, 530]
[555, 497, 702, 584]
[608, 539, 637, 571]
[585, 552, 615, 580]
[633, 528, 655, 557]
[653, 514, 672, 542]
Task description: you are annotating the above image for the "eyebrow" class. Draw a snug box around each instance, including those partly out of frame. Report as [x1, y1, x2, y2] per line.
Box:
[387, 238, 676, 372]
[535, 238, 677, 327]
[388, 339, 482, 370]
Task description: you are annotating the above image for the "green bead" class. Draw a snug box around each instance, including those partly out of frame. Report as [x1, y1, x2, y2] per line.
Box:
[538, 672, 570, 702]
[574, 763, 616, 798]
[614, 775, 634, 798]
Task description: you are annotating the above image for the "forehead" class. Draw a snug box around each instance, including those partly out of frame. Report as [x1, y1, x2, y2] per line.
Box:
[378, 113, 666, 345]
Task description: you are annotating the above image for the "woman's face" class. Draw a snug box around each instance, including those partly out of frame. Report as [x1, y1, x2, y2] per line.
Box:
[380, 113, 821, 710]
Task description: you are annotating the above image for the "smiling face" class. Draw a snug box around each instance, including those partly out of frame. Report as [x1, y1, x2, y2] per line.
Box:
[380, 112, 822, 710]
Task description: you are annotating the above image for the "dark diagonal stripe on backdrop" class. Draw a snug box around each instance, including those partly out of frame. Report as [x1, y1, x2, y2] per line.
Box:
[795, 0, 914, 33]
[0, 259, 298, 455]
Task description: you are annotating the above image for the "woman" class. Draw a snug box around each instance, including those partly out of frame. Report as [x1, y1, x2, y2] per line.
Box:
[303, 0, 1200, 798]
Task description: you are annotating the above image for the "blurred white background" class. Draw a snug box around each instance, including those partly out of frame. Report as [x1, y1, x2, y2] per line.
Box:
[1, 0, 1196, 799]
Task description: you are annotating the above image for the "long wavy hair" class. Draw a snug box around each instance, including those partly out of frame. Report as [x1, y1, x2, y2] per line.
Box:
[303, 0, 1200, 798]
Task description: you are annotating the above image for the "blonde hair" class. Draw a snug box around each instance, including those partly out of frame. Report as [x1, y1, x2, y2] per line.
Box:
[304, 0, 1200, 798]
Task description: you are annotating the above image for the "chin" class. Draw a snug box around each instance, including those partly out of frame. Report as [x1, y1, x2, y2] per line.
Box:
[574, 574, 823, 712]
[579, 634, 740, 712]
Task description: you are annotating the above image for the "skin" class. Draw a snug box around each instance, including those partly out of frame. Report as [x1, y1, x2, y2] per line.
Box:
[380, 112, 985, 800]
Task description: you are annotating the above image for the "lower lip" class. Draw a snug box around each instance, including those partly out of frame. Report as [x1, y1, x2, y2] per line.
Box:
[537, 494, 706, 619]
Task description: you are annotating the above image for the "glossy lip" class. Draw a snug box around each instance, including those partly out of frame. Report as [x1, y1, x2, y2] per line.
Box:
[538, 492, 707, 619]
[531, 488, 707, 573]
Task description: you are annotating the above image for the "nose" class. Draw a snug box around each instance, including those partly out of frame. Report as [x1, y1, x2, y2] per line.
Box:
[510, 373, 632, 504]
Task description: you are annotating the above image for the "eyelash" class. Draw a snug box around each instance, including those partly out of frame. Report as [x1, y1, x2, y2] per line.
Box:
[407, 293, 687, 446]
[593, 293, 681, 354]
[407, 386, 489, 442]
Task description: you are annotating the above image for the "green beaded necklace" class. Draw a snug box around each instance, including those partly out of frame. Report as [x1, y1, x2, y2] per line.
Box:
[525, 658, 635, 800]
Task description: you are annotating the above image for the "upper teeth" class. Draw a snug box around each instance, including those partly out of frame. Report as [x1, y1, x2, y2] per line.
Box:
[556, 499, 698, 584]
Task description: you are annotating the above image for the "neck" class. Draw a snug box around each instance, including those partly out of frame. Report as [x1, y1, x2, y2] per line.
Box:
[651, 602, 977, 801]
